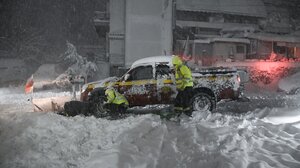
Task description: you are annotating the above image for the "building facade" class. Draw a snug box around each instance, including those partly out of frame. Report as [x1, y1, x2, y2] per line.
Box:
[107, 0, 173, 76]
[94, 0, 300, 75]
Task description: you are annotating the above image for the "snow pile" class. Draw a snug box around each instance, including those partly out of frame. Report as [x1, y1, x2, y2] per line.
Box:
[278, 71, 300, 93]
[262, 106, 300, 126]
[0, 87, 35, 112]
[1, 88, 300, 168]
[0, 106, 158, 167]
[0, 87, 70, 105]
[0, 87, 72, 113]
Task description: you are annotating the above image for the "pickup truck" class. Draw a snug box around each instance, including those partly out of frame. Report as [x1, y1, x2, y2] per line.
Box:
[72, 55, 246, 116]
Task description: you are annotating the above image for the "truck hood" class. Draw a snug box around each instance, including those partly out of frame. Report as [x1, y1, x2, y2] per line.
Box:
[81, 76, 119, 93]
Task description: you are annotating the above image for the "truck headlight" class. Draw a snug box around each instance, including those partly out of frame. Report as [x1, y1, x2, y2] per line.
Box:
[81, 84, 88, 93]
[81, 84, 95, 93]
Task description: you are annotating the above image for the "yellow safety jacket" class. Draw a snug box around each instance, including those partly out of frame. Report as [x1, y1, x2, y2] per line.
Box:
[175, 64, 194, 91]
[105, 89, 129, 105]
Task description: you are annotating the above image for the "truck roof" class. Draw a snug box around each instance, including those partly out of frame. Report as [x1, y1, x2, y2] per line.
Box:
[131, 55, 173, 68]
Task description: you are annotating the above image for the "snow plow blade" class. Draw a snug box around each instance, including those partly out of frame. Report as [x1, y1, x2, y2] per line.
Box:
[32, 96, 73, 112]
[63, 101, 90, 117]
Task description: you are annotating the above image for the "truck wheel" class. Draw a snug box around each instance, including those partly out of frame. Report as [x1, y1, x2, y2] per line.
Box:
[89, 95, 109, 118]
[190, 92, 216, 112]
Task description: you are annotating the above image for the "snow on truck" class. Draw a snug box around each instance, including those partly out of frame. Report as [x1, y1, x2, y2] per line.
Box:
[64, 55, 247, 117]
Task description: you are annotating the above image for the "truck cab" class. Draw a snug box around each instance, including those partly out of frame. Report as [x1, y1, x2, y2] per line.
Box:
[114, 57, 176, 106]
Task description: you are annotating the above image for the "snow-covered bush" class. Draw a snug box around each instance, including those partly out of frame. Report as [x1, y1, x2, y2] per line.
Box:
[53, 41, 98, 87]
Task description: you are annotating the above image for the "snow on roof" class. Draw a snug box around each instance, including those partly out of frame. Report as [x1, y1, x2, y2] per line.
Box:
[189, 38, 250, 44]
[247, 33, 300, 43]
[131, 56, 173, 68]
[176, 0, 267, 18]
[193, 39, 211, 44]
[221, 26, 256, 33]
[211, 37, 250, 44]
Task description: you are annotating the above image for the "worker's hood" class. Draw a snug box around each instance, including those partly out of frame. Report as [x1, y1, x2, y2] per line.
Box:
[172, 56, 183, 67]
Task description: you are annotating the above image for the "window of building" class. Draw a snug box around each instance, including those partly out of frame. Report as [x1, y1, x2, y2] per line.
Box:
[176, 11, 209, 22]
[236, 45, 245, 54]
[273, 42, 286, 55]
[224, 14, 258, 24]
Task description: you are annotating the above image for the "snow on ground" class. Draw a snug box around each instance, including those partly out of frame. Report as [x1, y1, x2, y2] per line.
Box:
[1, 84, 300, 168]
[278, 72, 300, 93]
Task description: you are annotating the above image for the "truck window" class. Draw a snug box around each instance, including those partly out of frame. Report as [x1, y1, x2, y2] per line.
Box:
[127, 65, 153, 81]
[156, 64, 172, 79]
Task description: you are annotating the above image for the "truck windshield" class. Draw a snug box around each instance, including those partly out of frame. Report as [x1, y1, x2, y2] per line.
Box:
[127, 65, 153, 81]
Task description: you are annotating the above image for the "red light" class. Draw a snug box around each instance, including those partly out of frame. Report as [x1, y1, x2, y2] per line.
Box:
[253, 61, 289, 73]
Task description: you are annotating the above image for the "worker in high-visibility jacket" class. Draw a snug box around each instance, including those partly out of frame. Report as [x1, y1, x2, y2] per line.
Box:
[104, 88, 129, 117]
[172, 55, 194, 113]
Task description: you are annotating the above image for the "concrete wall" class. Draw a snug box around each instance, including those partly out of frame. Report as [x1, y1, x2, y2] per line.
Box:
[212, 42, 247, 61]
[257, 41, 272, 59]
[296, 47, 300, 58]
[110, 0, 125, 34]
[109, 0, 126, 67]
[193, 43, 213, 65]
[124, 0, 173, 67]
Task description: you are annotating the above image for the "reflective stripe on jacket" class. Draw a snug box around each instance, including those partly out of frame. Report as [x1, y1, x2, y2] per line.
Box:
[175, 64, 193, 91]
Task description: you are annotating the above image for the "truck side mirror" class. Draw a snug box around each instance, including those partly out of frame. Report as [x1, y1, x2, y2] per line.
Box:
[237, 70, 249, 83]
[124, 74, 130, 81]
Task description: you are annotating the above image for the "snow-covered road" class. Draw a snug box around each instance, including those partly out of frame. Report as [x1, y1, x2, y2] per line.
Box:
[0, 87, 300, 168]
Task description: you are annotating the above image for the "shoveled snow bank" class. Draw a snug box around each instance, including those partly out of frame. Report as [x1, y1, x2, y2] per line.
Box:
[0, 112, 156, 168]
[0, 87, 72, 113]
[278, 71, 300, 93]
[262, 107, 300, 127]
[1, 88, 300, 168]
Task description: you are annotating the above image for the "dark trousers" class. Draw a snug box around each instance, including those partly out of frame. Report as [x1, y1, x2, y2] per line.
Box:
[174, 86, 193, 109]
[104, 103, 127, 116]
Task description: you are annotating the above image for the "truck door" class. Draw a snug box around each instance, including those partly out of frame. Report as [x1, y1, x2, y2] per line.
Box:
[118, 65, 156, 106]
[155, 64, 177, 104]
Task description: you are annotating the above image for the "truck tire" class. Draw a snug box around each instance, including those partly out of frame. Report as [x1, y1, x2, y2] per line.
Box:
[190, 92, 216, 112]
[89, 94, 109, 118]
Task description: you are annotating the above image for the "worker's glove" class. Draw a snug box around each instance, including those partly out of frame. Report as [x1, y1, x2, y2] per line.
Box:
[176, 83, 184, 91]
[103, 100, 111, 104]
